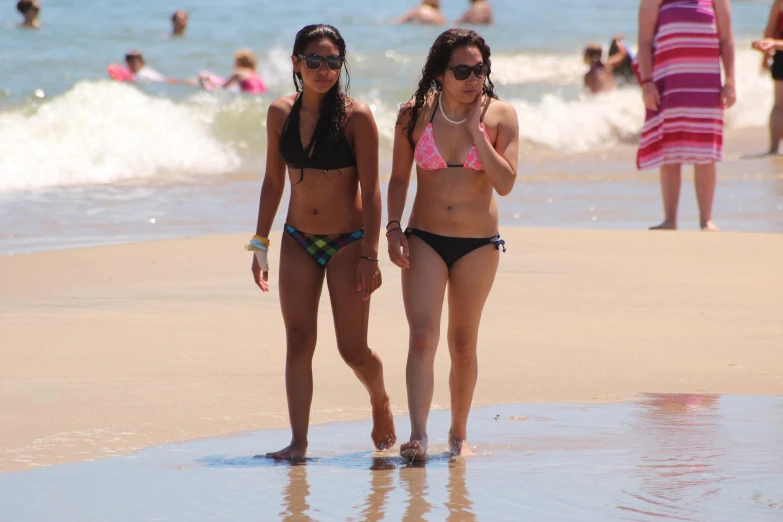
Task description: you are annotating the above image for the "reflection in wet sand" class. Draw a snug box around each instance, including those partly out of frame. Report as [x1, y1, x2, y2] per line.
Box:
[2, 397, 781, 521]
[619, 394, 724, 521]
[445, 460, 476, 522]
[282, 463, 313, 522]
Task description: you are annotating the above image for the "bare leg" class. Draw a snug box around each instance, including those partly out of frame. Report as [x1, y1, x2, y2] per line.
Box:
[445, 243, 500, 456]
[266, 233, 325, 460]
[769, 81, 783, 154]
[400, 235, 449, 461]
[694, 163, 719, 231]
[650, 163, 682, 230]
[325, 240, 396, 451]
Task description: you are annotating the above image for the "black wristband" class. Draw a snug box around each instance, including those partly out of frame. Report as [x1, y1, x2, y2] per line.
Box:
[361, 255, 379, 262]
[386, 220, 401, 230]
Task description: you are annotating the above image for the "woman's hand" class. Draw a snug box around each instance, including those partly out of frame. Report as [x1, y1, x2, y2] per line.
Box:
[386, 229, 410, 269]
[251, 254, 269, 292]
[752, 38, 778, 54]
[642, 82, 661, 111]
[721, 80, 736, 109]
[466, 93, 485, 140]
[357, 258, 382, 301]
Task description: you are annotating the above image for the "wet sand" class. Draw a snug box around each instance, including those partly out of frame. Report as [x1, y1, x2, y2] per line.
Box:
[2, 395, 782, 521]
[2, 228, 782, 473]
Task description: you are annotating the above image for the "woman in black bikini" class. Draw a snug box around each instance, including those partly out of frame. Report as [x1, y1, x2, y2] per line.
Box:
[387, 28, 519, 460]
[248, 24, 396, 460]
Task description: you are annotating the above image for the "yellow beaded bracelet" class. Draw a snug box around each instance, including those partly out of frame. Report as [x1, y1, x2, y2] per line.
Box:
[251, 235, 271, 247]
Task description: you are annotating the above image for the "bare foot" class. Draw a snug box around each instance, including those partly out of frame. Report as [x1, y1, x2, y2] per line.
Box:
[264, 442, 307, 462]
[371, 396, 397, 451]
[448, 433, 474, 457]
[649, 221, 677, 230]
[400, 439, 428, 462]
[700, 221, 720, 231]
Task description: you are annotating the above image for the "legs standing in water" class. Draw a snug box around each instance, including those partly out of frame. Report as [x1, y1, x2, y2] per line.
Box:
[400, 235, 449, 460]
[445, 244, 499, 456]
[650, 163, 682, 230]
[694, 163, 719, 231]
[769, 81, 783, 154]
[267, 235, 396, 459]
[400, 236, 499, 460]
[325, 239, 396, 451]
[267, 232, 325, 460]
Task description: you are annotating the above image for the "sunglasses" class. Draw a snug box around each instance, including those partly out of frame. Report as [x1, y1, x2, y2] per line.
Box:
[296, 53, 343, 71]
[447, 62, 489, 81]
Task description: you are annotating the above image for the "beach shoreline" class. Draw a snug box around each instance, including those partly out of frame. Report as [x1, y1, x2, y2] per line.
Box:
[2, 227, 782, 473]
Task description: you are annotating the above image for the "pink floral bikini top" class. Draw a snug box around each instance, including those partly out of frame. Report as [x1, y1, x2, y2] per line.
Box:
[414, 96, 490, 171]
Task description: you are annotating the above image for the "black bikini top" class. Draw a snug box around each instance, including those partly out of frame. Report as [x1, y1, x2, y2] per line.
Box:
[279, 94, 357, 173]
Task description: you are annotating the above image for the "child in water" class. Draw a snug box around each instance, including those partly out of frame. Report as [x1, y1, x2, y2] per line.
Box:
[200, 49, 266, 94]
[583, 38, 630, 94]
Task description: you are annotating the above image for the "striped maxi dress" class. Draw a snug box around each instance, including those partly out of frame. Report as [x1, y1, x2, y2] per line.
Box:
[636, 0, 724, 170]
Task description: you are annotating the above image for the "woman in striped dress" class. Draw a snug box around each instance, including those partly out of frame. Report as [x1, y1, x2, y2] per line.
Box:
[637, 0, 735, 231]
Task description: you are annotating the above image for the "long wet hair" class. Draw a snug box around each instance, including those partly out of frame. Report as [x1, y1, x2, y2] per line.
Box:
[291, 24, 352, 160]
[397, 28, 497, 150]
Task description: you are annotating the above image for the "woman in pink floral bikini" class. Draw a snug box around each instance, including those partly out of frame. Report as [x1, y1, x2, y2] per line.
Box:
[386, 28, 519, 461]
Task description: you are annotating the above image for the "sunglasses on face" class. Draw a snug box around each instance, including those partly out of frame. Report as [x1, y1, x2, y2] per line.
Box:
[296, 53, 343, 71]
[447, 62, 489, 81]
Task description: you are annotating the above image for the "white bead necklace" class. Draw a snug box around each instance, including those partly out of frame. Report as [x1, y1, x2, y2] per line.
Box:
[438, 97, 466, 125]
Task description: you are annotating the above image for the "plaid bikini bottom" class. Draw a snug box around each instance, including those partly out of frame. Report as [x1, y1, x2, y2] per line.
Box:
[284, 224, 364, 267]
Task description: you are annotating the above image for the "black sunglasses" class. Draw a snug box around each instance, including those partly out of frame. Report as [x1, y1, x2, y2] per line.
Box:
[296, 53, 343, 71]
[447, 62, 489, 81]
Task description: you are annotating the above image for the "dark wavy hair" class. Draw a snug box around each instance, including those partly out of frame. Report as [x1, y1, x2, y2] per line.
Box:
[291, 25, 352, 170]
[398, 29, 497, 150]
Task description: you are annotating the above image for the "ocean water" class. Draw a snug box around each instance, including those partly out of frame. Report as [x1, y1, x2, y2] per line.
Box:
[0, 0, 782, 252]
[2, 394, 782, 521]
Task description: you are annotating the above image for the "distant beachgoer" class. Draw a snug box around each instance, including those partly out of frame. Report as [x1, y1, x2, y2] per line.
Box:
[172, 10, 188, 37]
[637, 0, 735, 231]
[393, 0, 446, 25]
[17, 0, 40, 29]
[124, 50, 167, 83]
[455, 0, 493, 25]
[387, 29, 518, 461]
[248, 24, 396, 461]
[751, 0, 783, 154]
[201, 49, 266, 94]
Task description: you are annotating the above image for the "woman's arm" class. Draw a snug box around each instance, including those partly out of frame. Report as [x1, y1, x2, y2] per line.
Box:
[714, 0, 735, 84]
[638, 0, 662, 110]
[764, 0, 780, 39]
[250, 98, 289, 291]
[468, 99, 518, 196]
[386, 101, 416, 268]
[351, 102, 382, 260]
[714, 0, 736, 108]
[637, 0, 661, 82]
[254, 100, 288, 238]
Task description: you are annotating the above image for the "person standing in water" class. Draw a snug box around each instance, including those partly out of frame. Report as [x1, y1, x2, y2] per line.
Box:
[394, 0, 446, 25]
[387, 29, 518, 460]
[637, 0, 735, 231]
[17, 0, 40, 29]
[248, 24, 396, 460]
[455, 0, 494, 25]
[171, 10, 188, 37]
[751, 0, 783, 154]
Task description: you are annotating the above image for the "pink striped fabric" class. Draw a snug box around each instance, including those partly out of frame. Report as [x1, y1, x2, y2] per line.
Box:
[637, 0, 723, 170]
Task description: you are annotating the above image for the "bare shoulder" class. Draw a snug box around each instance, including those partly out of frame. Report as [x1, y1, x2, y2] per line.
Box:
[347, 99, 376, 124]
[485, 97, 518, 125]
[268, 94, 296, 119]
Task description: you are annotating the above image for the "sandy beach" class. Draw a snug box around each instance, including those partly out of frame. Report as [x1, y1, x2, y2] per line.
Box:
[2, 228, 782, 474]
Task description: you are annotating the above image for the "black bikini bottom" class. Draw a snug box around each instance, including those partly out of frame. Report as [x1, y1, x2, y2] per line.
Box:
[405, 228, 506, 268]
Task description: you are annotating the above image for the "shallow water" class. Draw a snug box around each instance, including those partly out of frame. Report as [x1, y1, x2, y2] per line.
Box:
[2, 394, 782, 521]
